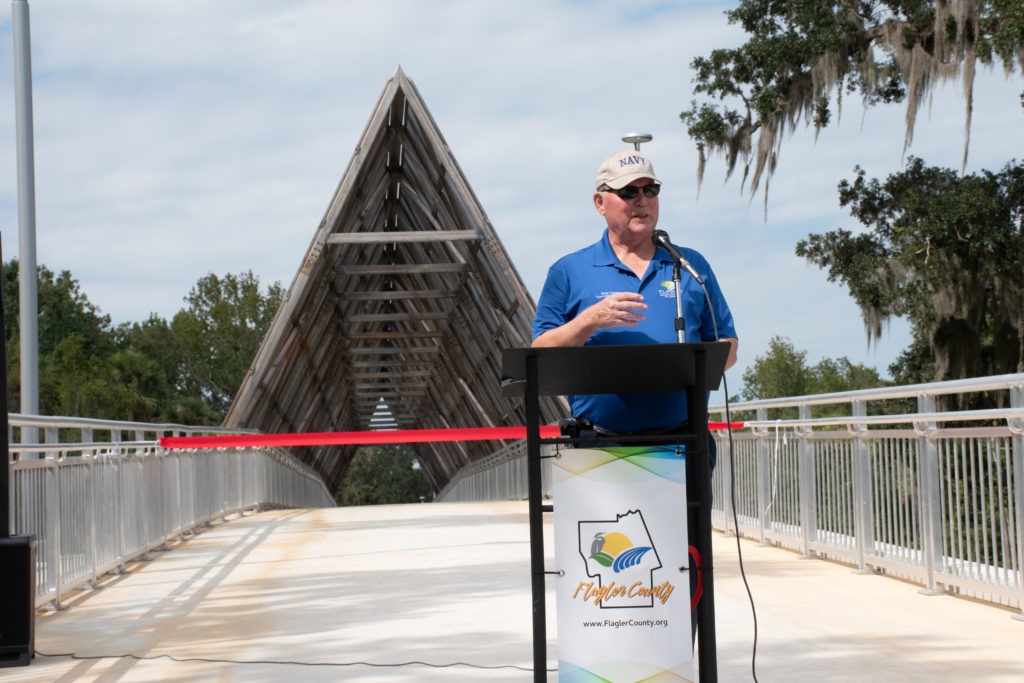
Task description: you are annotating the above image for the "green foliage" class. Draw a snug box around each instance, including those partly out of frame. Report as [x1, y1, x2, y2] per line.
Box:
[740, 336, 812, 400]
[797, 157, 1024, 383]
[4, 262, 283, 424]
[4, 261, 121, 417]
[338, 445, 433, 506]
[682, 0, 1024, 198]
[171, 271, 284, 418]
[741, 336, 888, 400]
[739, 336, 889, 420]
[114, 315, 183, 421]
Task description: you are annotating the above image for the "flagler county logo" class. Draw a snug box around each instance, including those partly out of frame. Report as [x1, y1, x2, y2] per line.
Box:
[589, 531, 652, 572]
[574, 509, 675, 609]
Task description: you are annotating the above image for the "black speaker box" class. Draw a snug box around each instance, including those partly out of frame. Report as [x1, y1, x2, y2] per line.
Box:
[0, 535, 36, 667]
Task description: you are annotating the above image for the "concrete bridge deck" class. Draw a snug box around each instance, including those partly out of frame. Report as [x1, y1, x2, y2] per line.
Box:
[6, 501, 1024, 682]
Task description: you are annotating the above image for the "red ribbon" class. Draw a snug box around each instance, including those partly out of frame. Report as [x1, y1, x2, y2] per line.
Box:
[159, 422, 744, 450]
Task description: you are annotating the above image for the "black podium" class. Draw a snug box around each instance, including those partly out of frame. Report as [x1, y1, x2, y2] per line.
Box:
[502, 342, 729, 682]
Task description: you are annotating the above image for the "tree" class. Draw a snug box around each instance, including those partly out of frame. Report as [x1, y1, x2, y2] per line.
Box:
[3, 263, 283, 424]
[740, 336, 888, 418]
[171, 271, 284, 419]
[796, 157, 1024, 383]
[114, 315, 182, 421]
[338, 445, 433, 506]
[3, 261, 120, 416]
[681, 0, 1024, 201]
[742, 336, 888, 398]
[740, 336, 813, 400]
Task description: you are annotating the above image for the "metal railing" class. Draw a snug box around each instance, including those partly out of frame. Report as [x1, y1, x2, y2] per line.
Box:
[438, 440, 531, 502]
[439, 373, 1024, 616]
[711, 374, 1024, 616]
[7, 414, 335, 609]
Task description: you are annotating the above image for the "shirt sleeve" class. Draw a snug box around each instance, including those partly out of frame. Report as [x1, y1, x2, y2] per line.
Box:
[532, 261, 573, 340]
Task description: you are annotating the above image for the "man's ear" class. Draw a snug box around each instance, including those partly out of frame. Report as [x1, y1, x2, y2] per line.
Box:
[593, 192, 606, 216]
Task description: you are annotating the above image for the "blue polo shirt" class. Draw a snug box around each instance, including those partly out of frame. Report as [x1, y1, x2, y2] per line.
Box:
[532, 230, 737, 432]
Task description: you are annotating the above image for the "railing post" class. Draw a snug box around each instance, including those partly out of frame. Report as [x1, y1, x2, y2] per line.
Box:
[718, 430, 735, 536]
[1010, 385, 1024, 621]
[49, 462, 62, 608]
[116, 450, 127, 572]
[238, 449, 246, 511]
[755, 407, 770, 544]
[915, 394, 944, 595]
[218, 451, 228, 520]
[850, 400, 873, 572]
[88, 456, 98, 585]
[797, 404, 816, 557]
[44, 425, 58, 460]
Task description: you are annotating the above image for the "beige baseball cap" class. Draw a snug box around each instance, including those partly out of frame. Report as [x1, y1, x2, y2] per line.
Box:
[595, 149, 659, 190]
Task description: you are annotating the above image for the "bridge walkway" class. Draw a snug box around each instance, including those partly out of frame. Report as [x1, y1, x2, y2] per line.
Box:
[5, 501, 1024, 682]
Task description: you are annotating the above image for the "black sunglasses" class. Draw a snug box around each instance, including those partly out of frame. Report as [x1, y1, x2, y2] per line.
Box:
[603, 183, 661, 200]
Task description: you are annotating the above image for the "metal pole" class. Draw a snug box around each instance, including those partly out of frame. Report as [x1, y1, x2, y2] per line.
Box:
[12, 0, 40, 442]
[525, 352, 548, 681]
[691, 349, 718, 681]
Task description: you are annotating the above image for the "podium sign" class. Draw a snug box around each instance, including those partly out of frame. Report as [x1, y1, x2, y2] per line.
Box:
[501, 343, 729, 682]
[554, 445, 693, 682]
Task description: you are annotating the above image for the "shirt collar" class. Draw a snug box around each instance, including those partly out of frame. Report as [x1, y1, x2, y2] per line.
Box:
[591, 229, 675, 268]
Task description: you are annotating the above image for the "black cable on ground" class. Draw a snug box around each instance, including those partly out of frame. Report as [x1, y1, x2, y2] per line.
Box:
[35, 650, 539, 673]
[719, 374, 760, 682]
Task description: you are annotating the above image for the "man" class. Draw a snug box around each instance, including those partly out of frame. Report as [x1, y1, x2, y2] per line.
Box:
[532, 148, 738, 433]
[532, 148, 739, 649]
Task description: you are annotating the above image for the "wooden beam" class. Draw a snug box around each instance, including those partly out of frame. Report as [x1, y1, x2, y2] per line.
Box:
[348, 313, 449, 322]
[327, 230, 478, 244]
[344, 290, 456, 301]
[352, 360, 436, 368]
[339, 264, 466, 275]
[351, 370, 433, 379]
[348, 331, 445, 340]
[348, 347, 441, 355]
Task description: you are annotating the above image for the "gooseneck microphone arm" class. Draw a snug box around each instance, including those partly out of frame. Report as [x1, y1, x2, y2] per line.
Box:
[652, 229, 708, 344]
[669, 260, 685, 343]
[651, 229, 704, 286]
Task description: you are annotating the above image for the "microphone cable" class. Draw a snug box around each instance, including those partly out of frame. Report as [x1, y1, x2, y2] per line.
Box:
[33, 649, 536, 674]
[697, 267, 761, 683]
[718, 374, 761, 682]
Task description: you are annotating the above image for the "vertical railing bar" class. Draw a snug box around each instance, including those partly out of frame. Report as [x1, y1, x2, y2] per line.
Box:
[984, 438, 997, 584]
[939, 439, 952, 574]
[88, 456, 98, 586]
[797, 404, 815, 557]
[879, 440, 891, 562]
[51, 463, 63, 608]
[917, 394, 943, 594]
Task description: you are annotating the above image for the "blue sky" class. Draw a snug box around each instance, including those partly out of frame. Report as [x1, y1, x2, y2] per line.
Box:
[1, 1, 1019, 396]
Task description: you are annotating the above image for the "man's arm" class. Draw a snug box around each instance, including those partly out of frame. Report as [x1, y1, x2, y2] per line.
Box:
[532, 292, 647, 348]
[721, 337, 738, 371]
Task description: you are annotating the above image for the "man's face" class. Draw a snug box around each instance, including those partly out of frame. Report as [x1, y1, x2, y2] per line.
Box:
[594, 179, 660, 242]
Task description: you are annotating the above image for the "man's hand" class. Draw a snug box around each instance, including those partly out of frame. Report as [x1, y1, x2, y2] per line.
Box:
[584, 292, 646, 330]
[533, 292, 646, 347]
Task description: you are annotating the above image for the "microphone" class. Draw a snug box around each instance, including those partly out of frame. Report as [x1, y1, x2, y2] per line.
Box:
[651, 230, 704, 286]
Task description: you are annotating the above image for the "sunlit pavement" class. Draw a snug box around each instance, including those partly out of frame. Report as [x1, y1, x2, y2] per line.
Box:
[5, 501, 1024, 682]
